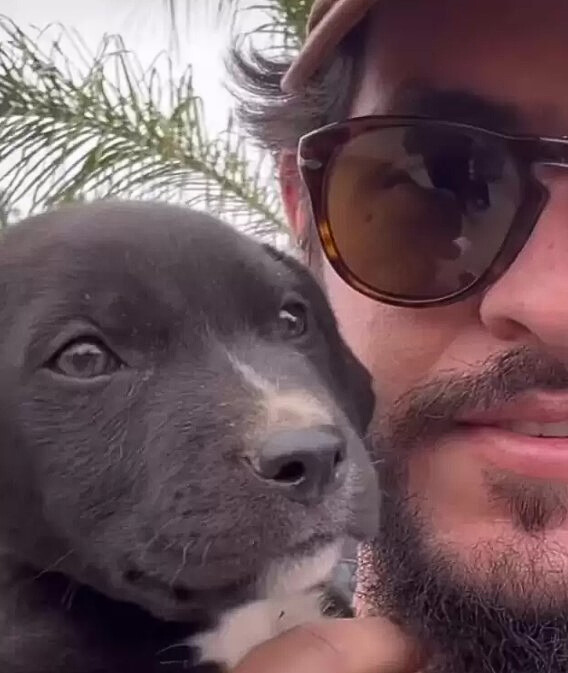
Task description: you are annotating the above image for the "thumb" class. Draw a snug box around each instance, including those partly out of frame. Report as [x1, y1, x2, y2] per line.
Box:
[231, 616, 424, 673]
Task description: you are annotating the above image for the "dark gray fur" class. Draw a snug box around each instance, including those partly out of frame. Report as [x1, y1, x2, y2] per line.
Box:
[0, 201, 378, 672]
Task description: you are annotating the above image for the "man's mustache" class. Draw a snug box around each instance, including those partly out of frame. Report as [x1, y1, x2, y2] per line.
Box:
[376, 347, 568, 454]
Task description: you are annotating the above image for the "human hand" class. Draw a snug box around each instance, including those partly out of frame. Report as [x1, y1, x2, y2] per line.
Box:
[231, 616, 424, 673]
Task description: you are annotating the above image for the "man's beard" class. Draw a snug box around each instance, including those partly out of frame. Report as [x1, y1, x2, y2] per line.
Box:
[357, 347, 568, 673]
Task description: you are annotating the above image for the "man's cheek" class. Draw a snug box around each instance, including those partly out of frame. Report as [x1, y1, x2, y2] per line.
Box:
[322, 257, 466, 403]
[322, 260, 373, 355]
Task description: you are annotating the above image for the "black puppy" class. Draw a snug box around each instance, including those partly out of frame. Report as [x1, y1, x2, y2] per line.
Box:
[0, 201, 378, 673]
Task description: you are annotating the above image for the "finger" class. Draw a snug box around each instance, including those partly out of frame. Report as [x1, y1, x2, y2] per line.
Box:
[231, 616, 424, 673]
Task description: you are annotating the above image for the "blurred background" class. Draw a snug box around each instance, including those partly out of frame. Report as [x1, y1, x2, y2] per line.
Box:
[0, 1, 310, 245]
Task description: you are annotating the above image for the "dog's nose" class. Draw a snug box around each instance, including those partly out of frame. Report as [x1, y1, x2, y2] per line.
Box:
[252, 425, 347, 503]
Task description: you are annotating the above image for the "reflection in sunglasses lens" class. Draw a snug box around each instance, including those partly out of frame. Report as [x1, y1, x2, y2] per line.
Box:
[326, 126, 520, 300]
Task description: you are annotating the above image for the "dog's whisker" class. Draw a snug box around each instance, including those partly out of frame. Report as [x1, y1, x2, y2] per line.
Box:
[200, 539, 213, 567]
[139, 520, 176, 563]
[156, 641, 189, 656]
[169, 543, 191, 588]
[30, 550, 76, 584]
[157, 640, 192, 668]
[61, 580, 79, 611]
[164, 538, 177, 552]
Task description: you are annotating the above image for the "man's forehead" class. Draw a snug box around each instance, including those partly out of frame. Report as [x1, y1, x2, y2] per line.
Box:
[352, 0, 568, 136]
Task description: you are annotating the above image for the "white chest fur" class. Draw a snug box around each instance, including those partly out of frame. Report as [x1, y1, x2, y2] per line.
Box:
[188, 589, 323, 669]
[187, 543, 341, 669]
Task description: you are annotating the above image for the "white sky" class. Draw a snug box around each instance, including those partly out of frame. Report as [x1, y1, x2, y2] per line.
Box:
[0, 0, 264, 134]
[0, 1, 290, 242]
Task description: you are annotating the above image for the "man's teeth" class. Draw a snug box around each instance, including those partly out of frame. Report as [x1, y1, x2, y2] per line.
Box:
[503, 422, 568, 438]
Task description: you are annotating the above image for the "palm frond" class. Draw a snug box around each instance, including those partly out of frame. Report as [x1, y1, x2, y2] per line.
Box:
[161, 0, 238, 57]
[249, 1, 311, 46]
[0, 189, 21, 227]
[0, 17, 285, 239]
[162, 0, 310, 51]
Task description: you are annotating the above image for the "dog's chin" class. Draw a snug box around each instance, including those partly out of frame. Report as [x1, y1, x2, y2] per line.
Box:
[258, 538, 343, 599]
[103, 537, 344, 623]
[185, 540, 344, 670]
[106, 567, 254, 623]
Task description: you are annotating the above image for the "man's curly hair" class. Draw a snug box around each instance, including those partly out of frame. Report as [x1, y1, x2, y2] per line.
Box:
[227, 18, 370, 156]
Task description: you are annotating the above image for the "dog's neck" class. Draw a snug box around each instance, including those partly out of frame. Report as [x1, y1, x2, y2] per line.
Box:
[0, 552, 353, 673]
[0, 555, 204, 673]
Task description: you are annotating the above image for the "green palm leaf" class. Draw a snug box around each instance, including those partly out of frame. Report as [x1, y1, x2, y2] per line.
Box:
[163, 1, 310, 49]
[0, 16, 285, 238]
[248, 1, 310, 45]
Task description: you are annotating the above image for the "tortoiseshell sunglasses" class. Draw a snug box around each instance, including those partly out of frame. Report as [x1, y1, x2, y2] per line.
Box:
[297, 115, 568, 308]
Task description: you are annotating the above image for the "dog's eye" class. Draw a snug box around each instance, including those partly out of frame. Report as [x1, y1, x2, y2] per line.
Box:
[50, 339, 120, 379]
[277, 301, 308, 338]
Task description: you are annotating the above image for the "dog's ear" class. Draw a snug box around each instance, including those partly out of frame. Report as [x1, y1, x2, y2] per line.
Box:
[261, 243, 311, 279]
[263, 244, 375, 434]
[334, 336, 375, 435]
[261, 242, 290, 263]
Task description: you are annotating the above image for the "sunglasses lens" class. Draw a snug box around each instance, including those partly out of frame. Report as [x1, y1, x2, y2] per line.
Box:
[325, 124, 521, 300]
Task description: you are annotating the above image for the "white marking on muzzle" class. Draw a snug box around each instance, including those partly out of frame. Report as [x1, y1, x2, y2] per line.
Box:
[226, 351, 334, 433]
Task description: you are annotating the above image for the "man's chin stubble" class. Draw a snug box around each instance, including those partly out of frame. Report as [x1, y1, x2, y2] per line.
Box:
[355, 346, 568, 673]
[355, 470, 568, 673]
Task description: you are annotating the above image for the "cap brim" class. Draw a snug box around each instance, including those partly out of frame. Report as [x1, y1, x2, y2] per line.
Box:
[281, 0, 377, 94]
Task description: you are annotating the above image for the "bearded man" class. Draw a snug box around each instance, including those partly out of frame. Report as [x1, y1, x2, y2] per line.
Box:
[231, 2, 568, 671]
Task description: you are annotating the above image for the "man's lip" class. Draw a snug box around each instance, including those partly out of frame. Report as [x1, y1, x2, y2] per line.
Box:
[456, 390, 568, 424]
[458, 426, 568, 480]
[452, 391, 568, 480]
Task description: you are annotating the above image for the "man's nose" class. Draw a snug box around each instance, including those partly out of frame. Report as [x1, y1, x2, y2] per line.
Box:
[479, 175, 568, 352]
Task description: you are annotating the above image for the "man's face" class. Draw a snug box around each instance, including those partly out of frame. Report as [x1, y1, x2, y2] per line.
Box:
[284, 0, 568, 670]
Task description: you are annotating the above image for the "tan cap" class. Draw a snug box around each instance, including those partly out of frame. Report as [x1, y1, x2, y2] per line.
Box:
[280, 0, 377, 93]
